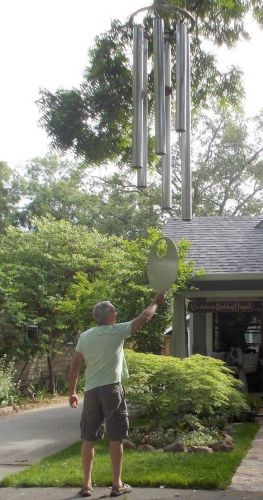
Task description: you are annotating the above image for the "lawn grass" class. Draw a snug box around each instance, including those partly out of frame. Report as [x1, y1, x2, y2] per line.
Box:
[0, 423, 259, 490]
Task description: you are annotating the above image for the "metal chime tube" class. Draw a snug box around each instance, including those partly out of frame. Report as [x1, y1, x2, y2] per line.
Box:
[132, 25, 144, 168]
[176, 21, 187, 132]
[162, 42, 172, 209]
[137, 38, 148, 188]
[181, 31, 192, 220]
[153, 17, 166, 155]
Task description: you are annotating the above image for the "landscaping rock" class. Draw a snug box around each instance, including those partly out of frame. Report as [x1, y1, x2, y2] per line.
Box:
[137, 444, 155, 452]
[164, 441, 188, 452]
[221, 432, 235, 446]
[188, 446, 213, 453]
[122, 439, 137, 450]
[212, 440, 234, 451]
[0, 406, 14, 417]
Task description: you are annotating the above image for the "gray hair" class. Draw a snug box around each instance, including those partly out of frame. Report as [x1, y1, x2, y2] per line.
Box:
[92, 301, 114, 323]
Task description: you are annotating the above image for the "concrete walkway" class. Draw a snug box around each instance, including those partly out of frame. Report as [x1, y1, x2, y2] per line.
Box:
[229, 420, 263, 493]
[0, 487, 263, 500]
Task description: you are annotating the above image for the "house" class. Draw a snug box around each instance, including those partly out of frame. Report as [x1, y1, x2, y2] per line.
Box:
[163, 216, 263, 390]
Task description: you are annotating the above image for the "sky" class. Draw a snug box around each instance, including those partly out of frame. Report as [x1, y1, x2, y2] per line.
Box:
[1, 0, 263, 169]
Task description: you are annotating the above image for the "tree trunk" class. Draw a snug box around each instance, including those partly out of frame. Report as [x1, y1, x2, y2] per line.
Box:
[47, 354, 56, 395]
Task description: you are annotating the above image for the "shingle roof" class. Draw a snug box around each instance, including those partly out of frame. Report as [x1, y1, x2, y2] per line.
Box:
[163, 216, 263, 274]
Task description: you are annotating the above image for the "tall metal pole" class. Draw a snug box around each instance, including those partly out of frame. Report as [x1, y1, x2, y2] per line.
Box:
[162, 41, 172, 209]
[153, 17, 166, 155]
[137, 38, 148, 188]
[176, 21, 187, 133]
[181, 31, 192, 220]
[132, 25, 144, 168]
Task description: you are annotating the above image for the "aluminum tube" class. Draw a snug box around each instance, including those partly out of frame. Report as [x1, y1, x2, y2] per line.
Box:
[176, 22, 187, 132]
[162, 42, 172, 209]
[137, 38, 148, 188]
[132, 25, 144, 168]
[181, 32, 192, 220]
[153, 17, 166, 155]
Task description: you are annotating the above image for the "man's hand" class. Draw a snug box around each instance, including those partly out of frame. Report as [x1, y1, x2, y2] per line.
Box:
[153, 291, 166, 305]
[69, 393, 79, 408]
[131, 291, 166, 334]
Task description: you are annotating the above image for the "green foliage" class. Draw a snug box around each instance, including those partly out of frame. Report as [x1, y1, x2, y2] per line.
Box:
[14, 155, 164, 238]
[178, 429, 221, 447]
[129, 427, 176, 447]
[57, 226, 167, 353]
[192, 107, 263, 215]
[0, 217, 199, 359]
[59, 227, 199, 353]
[0, 355, 20, 406]
[125, 350, 249, 422]
[0, 162, 21, 233]
[36, 0, 263, 164]
[0, 217, 117, 359]
[3, 102, 263, 241]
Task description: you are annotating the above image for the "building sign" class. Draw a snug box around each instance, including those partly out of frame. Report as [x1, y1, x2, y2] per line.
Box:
[188, 301, 262, 313]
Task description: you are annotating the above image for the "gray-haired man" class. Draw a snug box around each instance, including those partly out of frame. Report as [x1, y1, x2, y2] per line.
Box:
[69, 292, 165, 497]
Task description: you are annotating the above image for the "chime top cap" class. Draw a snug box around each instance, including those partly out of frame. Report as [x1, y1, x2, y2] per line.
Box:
[129, 4, 195, 33]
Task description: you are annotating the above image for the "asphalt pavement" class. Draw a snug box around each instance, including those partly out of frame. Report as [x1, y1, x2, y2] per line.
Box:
[0, 402, 82, 480]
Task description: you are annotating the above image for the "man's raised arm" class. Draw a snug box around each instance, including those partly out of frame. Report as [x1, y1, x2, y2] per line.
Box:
[131, 291, 165, 334]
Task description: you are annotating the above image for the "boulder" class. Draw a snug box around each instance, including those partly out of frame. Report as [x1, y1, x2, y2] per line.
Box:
[188, 446, 213, 453]
[122, 439, 137, 450]
[137, 444, 155, 452]
[164, 441, 188, 452]
[211, 441, 234, 452]
[221, 433, 235, 446]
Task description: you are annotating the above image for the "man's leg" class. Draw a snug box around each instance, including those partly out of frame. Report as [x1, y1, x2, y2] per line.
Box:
[81, 440, 94, 490]
[109, 441, 123, 489]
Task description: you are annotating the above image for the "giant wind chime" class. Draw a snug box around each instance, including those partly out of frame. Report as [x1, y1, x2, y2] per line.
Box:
[131, 4, 195, 218]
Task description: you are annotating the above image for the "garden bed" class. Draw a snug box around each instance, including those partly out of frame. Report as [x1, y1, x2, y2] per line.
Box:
[0, 423, 259, 490]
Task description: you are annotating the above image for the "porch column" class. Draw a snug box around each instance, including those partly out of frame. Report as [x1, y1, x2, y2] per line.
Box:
[172, 294, 187, 358]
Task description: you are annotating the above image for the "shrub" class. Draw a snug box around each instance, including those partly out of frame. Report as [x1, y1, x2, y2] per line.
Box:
[125, 350, 248, 423]
[0, 355, 20, 406]
[178, 429, 221, 447]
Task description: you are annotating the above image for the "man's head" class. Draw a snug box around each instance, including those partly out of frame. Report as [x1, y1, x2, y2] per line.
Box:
[92, 301, 117, 325]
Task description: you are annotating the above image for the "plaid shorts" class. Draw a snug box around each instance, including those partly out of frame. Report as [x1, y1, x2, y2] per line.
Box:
[80, 383, 129, 441]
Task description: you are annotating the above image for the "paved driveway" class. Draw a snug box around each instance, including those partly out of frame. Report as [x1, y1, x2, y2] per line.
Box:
[0, 402, 82, 480]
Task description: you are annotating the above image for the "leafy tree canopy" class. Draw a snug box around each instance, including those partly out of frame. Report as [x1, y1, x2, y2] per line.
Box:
[0, 218, 200, 359]
[38, 0, 263, 164]
[10, 106, 263, 240]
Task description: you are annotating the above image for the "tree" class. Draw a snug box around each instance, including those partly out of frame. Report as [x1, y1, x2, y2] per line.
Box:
[0, 218, 118, 392]
[0, 220, 174, 390]
[58, 229, 202, 353]
[38, 0, 263, 164]
[0, 162, 21, 233]
[191, 107, 263, 215]
[15, 103, 263, 239]
[57, 227, 171, 354]
[15, 155, 164, 237]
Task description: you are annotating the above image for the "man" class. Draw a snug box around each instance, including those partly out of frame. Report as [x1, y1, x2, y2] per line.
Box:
[69, 291, 165, 497]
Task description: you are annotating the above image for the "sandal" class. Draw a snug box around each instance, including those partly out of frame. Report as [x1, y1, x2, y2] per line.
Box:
[110, 483, 132, 497]
[79, 485, 93, 497]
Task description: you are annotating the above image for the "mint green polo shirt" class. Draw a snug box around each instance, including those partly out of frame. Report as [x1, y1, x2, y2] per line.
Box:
[76, 321, 131, 391]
